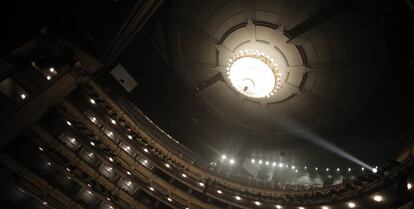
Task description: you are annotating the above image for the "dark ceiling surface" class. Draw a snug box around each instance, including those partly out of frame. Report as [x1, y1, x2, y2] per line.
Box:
[2, 0, 413, 170]
[119, 0, 414, 169]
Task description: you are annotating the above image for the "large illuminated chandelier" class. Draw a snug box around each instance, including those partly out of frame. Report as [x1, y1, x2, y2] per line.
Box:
[226, 50, 282, 99]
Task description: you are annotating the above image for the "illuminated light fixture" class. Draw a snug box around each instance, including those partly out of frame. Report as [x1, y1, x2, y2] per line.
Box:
[143, 160, 148, 164]
[372, 168, 378, 173]
[272, 162, 276, 167]
[321, 206, 329, 209]
[182, 173, 187, 178]
[66, 121, 72, 126]
[108, 157, 114, 162]
[373, 195, 383, 202]
[42, 201, 48, 206]
[217, 190, 222, 194]
[251, 159, 255, 163]
[90, 141, 95, 146]
[88, 152, 94, 157]
[291, 165, 295, 170]
[87, 184, 91, 187]
[126, 181, 132, 186]
[227, 50, 282, 98]
[259, 160, 263, 164]
[107, 167, 113, 172]
[49, 67, 55, 73]
[326, 168, 329, 172]
[265, 161, 269, 165]
[87, 190, 93, 195]
[90, 98, 96, 104]
[408, 183, 412, 190]
[361, 167, 365, 171]
[285, 164, 289, 168]
[125, 146, 131, 151]
[47, 162, 52, 166]
[91, 117, 97, 122]
[221, 155, 227, 160]
[106, 197, 111, 201]
[38, 147, 44, 151]
[165, 163, 170, 168]
[295, 169, 298, 173]
[127, 171, 131, 175]
[149, 187, 155, 191]
[143, 148, 149, 153]
[298, 207, 305, 209]
[278, 163, 283, 168]
[46, 75, 51, 80]
[167, 197, 172, 202]
[304, 166, 307, 170]
[276, 205, 282, 209]
[235, 196, 241, 200]
[348, 168, 352, 172]
[199, 182, 205, 187]
[108, 132, 114, 137]
[337, 168, 340, 172]
[66, 168, 71, 172]
[254, 201, 261, 206]
[315, 167, 318, 171]
[229, 159, 235, 164]
[20, 93, 27, 100]
[347, 202, 356, 208]
[128, 135, 133, 139]
[70, 137, 76, 143]
[111, 119, 116, 124]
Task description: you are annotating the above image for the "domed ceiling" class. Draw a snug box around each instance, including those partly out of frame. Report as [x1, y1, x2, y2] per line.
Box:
[119, 0, 413, 171]
[169, 0, 382, 135]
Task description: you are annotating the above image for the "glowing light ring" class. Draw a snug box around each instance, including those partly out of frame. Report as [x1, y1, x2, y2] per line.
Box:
[226, 50, 282, 98]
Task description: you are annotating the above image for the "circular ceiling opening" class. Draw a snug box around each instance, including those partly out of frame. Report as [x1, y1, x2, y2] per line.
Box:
[227, 50, 281, 99]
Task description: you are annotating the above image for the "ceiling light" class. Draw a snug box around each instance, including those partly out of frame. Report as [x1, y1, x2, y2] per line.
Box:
[66, 121, 72, 126]
[337, 168, 340, 172]
[165, 163, 170, 168]
[167, 197, 172, 202]
[49, 67, 55, 73]
[372, 168, 378, 173]
[20, 93, 27, 100]
[143, 148, 149, 153]
[272, 162, 276, 167]
[251, 159, 255, 163]
[182, 173, 187, 178]
[127, 171, 131, 175]
[408, 183, 412, 190]
[278, 163, 283, 168]
[47, 162, 52, 166]
[304, 166, 307, 170]
[221, 155, 227, 160]
[291, 165, 295, 169]
[229, 159, 235, 164]
[295, 169, 298, 173]
[259, 160, 263, 164]
[347, 202, 356, 208]
[88, 152, 94, 157]
[348, 168, 351, 172]
[217, 190, 222, 194]
[108, 157, 114, 162]
[87, 190, 92, 195]
[38, 146, 44, 151]
[199, 182, 205, 187]
[265, 161, 269, 165]
[128, 135, 133, 139]
[235, 196, 241, 200]
[326, 168, 329, 172]
[143, 160, 148, 164]
[46, 75, 51, 80]
[66, 168, 71, 172]
[90, 98, 96, 104]
[90, 141, 95, 146]
[315, 167, 318, 171]
[373, 195, 383, 202]
[111, 119, 116, 124]
[126, 181, 132, 186]
[70, 137, 76, 143]
[227, 50, 281, 98]
[254, 201, 261, 206]
[91, 117, 97, 122]
[361, 167, 365, 171]
[106, 197, 111, 201]
[321, 206, 329, 209]
[149, 187, 155, 191]
[276, 205, 282, 209]
[298, 207, 305, 209]
[125, 146, 131, 151]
